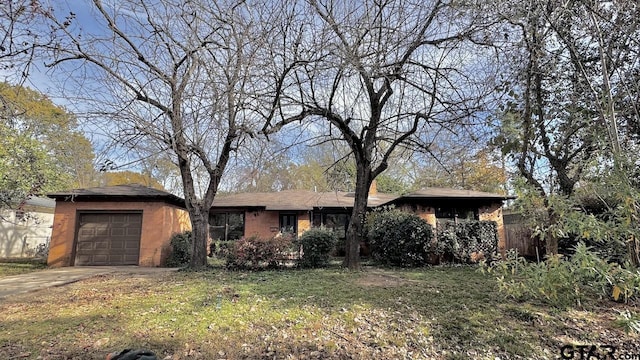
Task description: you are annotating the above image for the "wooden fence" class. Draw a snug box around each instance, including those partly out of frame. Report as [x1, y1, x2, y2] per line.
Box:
[503, 213, 544, 259]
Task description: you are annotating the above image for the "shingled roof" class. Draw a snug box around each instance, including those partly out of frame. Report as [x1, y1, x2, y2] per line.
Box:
[47, 184, 186, 207]
[399, 187, 515, 201]
[47, 184, 512, 212]
[212, 187, 514, 211]
[211, 190, 398, 210]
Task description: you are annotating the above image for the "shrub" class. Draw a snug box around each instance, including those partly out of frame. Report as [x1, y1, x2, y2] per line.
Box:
[166, 231, 192, 267]
[366, 209, 434, 267]
[436, 220, 498, 263]
[225, 234, 295, 270]
[559, 236, 628, 265]
[481, 242, 640, 308]
[298, 227, 338, 268]
[209, 239, 235, 259]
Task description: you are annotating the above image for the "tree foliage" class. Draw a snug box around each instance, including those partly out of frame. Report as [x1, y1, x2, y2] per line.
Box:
[492, 0, 640, 258]
[0, 82, 96, 209]
[415, 148, 506, 194]
[0, 0, 59, 81]
[102, 171, 165, 191]
[484, 243, 640, 308]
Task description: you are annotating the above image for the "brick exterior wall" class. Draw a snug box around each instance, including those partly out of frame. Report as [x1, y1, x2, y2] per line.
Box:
[297, 212, 311, 235]
[244, 210, 279, 238]
[478, 202, 506, 256]
[48, 200, 190, 267]
[396, 204, 437, 227]
[243, 210, 311, 238]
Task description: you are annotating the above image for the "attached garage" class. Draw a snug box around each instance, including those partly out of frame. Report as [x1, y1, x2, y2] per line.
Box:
[47, 184, 191, 267]
[74, 212, 142, 266]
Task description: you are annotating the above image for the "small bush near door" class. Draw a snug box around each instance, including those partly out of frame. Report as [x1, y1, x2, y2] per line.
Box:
[366, 209, 434, 267]
[298, 227, 338, 268]
[166, 231, 192, 267]
[225, 234, 295, 270]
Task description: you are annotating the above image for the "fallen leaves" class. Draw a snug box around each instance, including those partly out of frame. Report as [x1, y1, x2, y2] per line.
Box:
[0, 267, 638, 359]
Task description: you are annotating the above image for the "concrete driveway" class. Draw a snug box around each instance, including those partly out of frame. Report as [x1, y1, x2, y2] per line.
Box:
[0, 266, 178, 299]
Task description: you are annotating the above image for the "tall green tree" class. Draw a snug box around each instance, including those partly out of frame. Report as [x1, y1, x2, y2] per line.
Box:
[0, 83, 96, 209]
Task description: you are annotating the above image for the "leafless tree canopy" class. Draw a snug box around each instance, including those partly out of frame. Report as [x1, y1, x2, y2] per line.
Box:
[44, 0, 284, 267]
[260, 0, 498, 268]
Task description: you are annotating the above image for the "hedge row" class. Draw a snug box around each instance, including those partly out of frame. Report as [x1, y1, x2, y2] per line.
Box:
[167, 211, 499, 268]
[365, 209, 498, 267]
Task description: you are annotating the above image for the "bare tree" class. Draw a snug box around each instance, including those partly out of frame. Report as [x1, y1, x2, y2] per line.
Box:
[45, 0, 276, 268]
[262, 0, 496, 268]
[1, 0, 57, 83]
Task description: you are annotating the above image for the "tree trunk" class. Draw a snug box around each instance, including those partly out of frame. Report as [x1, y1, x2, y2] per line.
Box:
[189, 205, 210, 268]
[176, 147, 210, 269]
[545, 205, 559, 256]
[343, 169, 371, 270]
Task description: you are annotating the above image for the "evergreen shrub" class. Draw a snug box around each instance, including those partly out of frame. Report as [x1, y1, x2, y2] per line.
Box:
[298, 227, 338, 268]
[166, 231, 192, 267]
[366, 209, 434, 267]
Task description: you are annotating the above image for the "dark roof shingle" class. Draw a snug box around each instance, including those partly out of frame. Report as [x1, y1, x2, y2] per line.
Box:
[212, 190, 397, 210]
[212, 187, 513, 211]
[401, 187, 515, 200]
[47, 184, 186, 207]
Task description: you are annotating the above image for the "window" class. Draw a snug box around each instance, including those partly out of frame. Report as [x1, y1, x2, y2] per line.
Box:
[280, 214, 297, 235]
[435, 207, 477, 220]
[313, 212, 349, 240]
[209, 212, 244, 241]
[324, 213, 349, 239]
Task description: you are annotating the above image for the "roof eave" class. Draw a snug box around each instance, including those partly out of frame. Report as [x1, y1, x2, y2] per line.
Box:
[48, 193, 186, 208]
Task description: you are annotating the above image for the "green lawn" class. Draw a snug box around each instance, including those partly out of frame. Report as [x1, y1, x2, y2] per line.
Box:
[0, 260, 46, 278]
[0, 265, 638, 359]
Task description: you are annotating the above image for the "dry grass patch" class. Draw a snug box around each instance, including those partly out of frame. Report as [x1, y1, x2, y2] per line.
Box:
[356, 270, 418, 287]
[0, 266, 638, 359]
[0, 259, 46, 278]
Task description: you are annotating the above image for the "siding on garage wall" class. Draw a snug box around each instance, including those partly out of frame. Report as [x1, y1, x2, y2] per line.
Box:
[0, 208, 54, 257]
[48, 201, 190, 267]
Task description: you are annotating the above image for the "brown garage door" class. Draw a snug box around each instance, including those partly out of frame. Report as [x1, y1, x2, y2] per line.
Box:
[75, 212, 142, 266]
